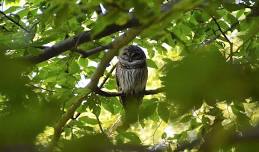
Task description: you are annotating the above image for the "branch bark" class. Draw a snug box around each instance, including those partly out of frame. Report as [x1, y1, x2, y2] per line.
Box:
[94, 87, 165, 97]
[72, 44, 111, 58]
[25, 0, 183, 64]
[26, 18, 139, 64]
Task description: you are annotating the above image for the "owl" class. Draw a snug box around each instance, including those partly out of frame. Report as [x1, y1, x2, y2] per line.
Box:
[116, 45, 148, 124]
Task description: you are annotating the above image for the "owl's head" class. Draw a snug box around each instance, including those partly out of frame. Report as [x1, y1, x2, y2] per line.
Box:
[119, 45, 146, 62]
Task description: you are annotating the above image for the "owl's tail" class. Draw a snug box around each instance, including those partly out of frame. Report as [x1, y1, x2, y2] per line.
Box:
[120, 95, 143, 128]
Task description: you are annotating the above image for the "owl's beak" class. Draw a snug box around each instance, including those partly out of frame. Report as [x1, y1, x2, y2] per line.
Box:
[128, 52, 133, 62]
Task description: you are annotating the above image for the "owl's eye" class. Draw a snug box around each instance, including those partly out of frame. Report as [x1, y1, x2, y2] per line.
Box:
[132, 53, 141, 59]
[121, 53, 129, 60]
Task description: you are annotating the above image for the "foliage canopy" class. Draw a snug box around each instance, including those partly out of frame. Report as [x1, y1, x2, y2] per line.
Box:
[1, 0, 259, 151]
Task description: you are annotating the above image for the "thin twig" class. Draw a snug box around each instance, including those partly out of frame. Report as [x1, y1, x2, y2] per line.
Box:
[152, 120, 162, 144]
[0, 11, 29, 32]
[211, 17, 232, 44]
[1, 25, 9, 32]
[98, 64, 117, 89]
[73, 44, 111, 58]
[226, 38, 252, 60]
[94, 113, 105, 134]
[202, 21, 239, 46]
[211, 16, 234, 63]
[71, 112, 81, 120]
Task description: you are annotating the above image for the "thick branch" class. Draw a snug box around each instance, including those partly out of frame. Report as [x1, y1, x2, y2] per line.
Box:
[26, 18, 139, 64]
[25, 0, 182, 64]
[47, 94, 89, 151]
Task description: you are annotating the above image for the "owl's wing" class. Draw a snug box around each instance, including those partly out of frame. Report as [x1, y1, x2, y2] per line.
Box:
[115, 63, 128, 107]
[115, 63, 121, 91]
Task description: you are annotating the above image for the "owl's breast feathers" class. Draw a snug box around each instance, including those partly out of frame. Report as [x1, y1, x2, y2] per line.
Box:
[116, 61, 148, 96]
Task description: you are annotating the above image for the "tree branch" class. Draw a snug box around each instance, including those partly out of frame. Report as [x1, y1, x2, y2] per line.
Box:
[25, 0, 184, 64]
[0, 11, 30, 32]
[98, 64, 117, 89]
[26, 18, 140, 64]
[201, 21, 239, 46]
[144, 87, 165, 95]
[94, 87, 165, 97]
[201, 2, 259, 47]
[94, 113, 105, 134]
[47, 94, 88, 151]
[72, 44, 112, 58]
[211, 16, 234, 62]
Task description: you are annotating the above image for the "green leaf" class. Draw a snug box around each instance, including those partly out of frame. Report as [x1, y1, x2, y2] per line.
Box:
[147, 59, 158, 69]
[69, 61, 80, 74]
[158, 102, 170, 122]
[78, 57, 88, 68]
[119, 132, 141, 144]
[79, 116, 98, 125]
[139, 99, 157, 120]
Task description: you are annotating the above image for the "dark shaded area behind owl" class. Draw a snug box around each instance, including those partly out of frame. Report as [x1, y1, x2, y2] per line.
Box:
[1, 0, 259, 152]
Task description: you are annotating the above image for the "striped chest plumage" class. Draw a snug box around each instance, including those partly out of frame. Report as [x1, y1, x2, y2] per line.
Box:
[116, 63, 148, 94]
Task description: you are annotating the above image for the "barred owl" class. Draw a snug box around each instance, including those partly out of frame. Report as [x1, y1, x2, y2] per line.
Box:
[116, 45, 148, 124]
